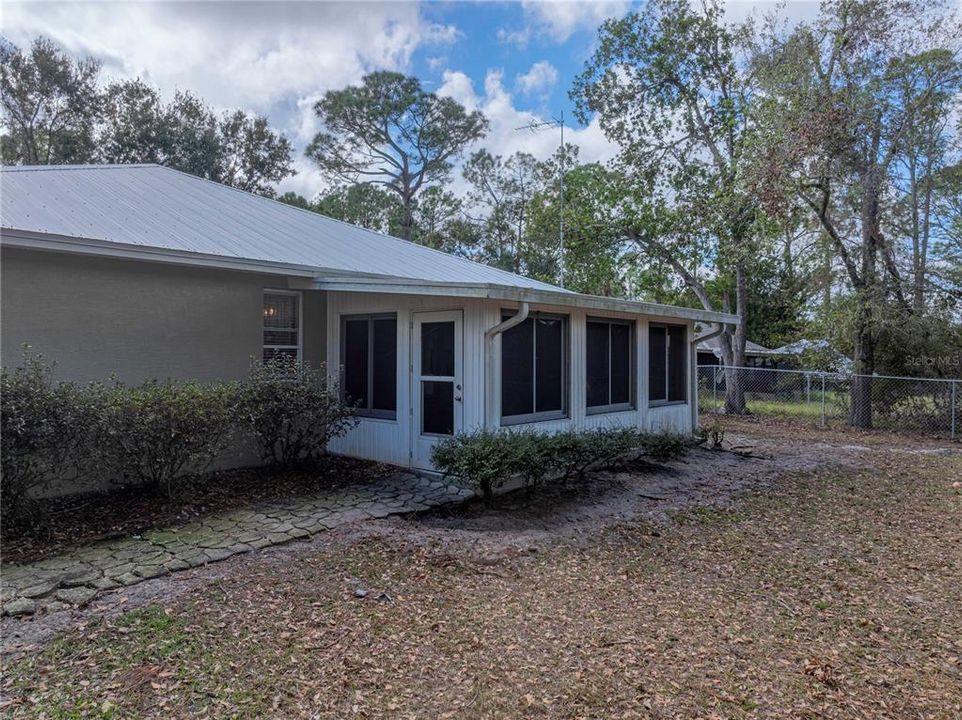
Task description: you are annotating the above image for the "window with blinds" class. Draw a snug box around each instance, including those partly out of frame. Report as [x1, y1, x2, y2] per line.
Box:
[263, 291, 301, 362]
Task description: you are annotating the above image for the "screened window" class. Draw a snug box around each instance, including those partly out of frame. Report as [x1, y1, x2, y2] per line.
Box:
[263, 291, 301, 362]
[648, 324, 687, 404]
[501, 312, 568, 423]
[586, 318, 633, 412]
[341, 314, 397, 419]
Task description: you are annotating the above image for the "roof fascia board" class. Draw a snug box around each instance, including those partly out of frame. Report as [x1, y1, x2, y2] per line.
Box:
[313, 271, 569, 293]
[0, 229, 320, 278]
[315, 279, 739, 324]
[487, 286, 739, 324]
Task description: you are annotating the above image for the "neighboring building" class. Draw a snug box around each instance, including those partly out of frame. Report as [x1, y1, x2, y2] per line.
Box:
[768, 339, 853, 373]
[0, 165, 737, 471]
[696, 335, 777, 368]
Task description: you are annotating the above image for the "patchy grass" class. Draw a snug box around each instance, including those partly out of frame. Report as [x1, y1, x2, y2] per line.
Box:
[3, 451, 961, 719]
[745, 397, 829, 420]
[700, 392, 846, 421]
[700, 393, 958, 437]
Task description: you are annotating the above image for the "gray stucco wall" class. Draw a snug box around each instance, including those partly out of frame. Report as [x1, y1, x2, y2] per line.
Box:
[1, 247, 326, 383]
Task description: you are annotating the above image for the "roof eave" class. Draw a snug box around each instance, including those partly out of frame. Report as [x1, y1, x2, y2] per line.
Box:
[315, 278, 740, 325]
[1, 228, 740, 325]
[1, 228, 323, 278]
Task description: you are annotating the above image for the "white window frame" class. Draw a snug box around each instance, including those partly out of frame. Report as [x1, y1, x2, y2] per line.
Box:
[500, 310, 570, 426]
[339, 312, 399, 421]
[263, 289, 302, 362]
[648, 323, 687, 407]
[585, 316, 636, 415]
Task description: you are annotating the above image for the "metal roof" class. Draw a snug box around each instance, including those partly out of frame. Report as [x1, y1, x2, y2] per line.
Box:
[0, 164, 561, 291]
[0, 164, 739, 325]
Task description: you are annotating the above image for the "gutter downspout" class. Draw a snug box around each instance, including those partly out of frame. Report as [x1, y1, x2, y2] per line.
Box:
[690, 322, 728, 432]
[484, 302, 530, 429]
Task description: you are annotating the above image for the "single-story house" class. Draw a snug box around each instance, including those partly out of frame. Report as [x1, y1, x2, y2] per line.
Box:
[0, 164, 737, 471]
[696, 335, 778, 368]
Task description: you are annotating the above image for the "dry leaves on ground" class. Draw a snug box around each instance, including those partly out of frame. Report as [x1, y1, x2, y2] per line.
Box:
[2, 432, 960, 719]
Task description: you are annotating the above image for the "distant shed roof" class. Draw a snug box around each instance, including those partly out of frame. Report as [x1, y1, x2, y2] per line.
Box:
[0, 164, 561, 291]
[697, 335, 774, 356]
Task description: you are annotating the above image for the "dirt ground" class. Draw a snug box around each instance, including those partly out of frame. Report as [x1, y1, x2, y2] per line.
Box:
[2, 417, 960, 719]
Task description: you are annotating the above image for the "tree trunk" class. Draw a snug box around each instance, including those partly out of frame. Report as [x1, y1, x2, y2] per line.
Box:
[849, 293, 875, 428]
[723, 261, 749, 414]
[400, 196, 415, 242]
[914, 161, 933, 314]
[850, 164, 882, 429]
[821, 233, 832, 311]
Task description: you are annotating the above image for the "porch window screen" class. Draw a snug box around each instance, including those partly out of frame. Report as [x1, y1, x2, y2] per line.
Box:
[586, 318, 633, 412]
[263, 291, 301, 362]
[648, 324, 687, 404]
[341, 314, 397, 419]
[501, 312, 568, 423]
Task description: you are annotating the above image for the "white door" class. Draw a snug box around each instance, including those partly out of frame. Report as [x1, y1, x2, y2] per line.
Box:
[412, 310, 464, 468]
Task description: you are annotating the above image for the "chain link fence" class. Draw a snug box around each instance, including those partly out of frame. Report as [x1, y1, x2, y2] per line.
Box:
[698, 365, 960, 439]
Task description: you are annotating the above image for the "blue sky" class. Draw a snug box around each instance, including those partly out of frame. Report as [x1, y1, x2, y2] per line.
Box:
[413, 1, 602, 115]
[1, 1, 813, 197]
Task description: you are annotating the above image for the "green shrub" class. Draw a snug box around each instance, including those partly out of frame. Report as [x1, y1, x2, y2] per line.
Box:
[430, 430, 521, 504]
[431, 426, 692, 503]
[637, 431, 690, 461]
[0, 354, 95, 524]
[550, 430, 598, 480]
[511, 430, 560, 492]
[241, 357, 357, 467]
[585, 427, 642, 467]
[548, 428, 637, 480]
[92, 380, 239, 495]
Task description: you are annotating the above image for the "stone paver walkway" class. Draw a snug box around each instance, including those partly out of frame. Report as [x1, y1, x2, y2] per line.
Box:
[2, 473, 472, 618]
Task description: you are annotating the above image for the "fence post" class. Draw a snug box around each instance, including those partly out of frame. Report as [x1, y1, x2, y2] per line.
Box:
[713, 365, 718, 414]
[806, 374, 811, 406]
[820, 374, 826, 428]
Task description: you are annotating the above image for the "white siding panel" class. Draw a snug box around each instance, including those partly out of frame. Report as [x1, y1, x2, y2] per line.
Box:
[583, 410, 639, 430]
[647, 404, 692, 432]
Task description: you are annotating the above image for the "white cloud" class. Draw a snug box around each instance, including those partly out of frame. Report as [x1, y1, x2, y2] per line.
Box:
[500, 0, 631, 45]
[437, 69, 481, 112]
[422, 23, 464, 45]
[276, 154, 330, 200]
[437, 68, 617, 198]
[515, 60, 560, 97]
[496, 26, 531, 47]
[0, 2, 440, 113]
